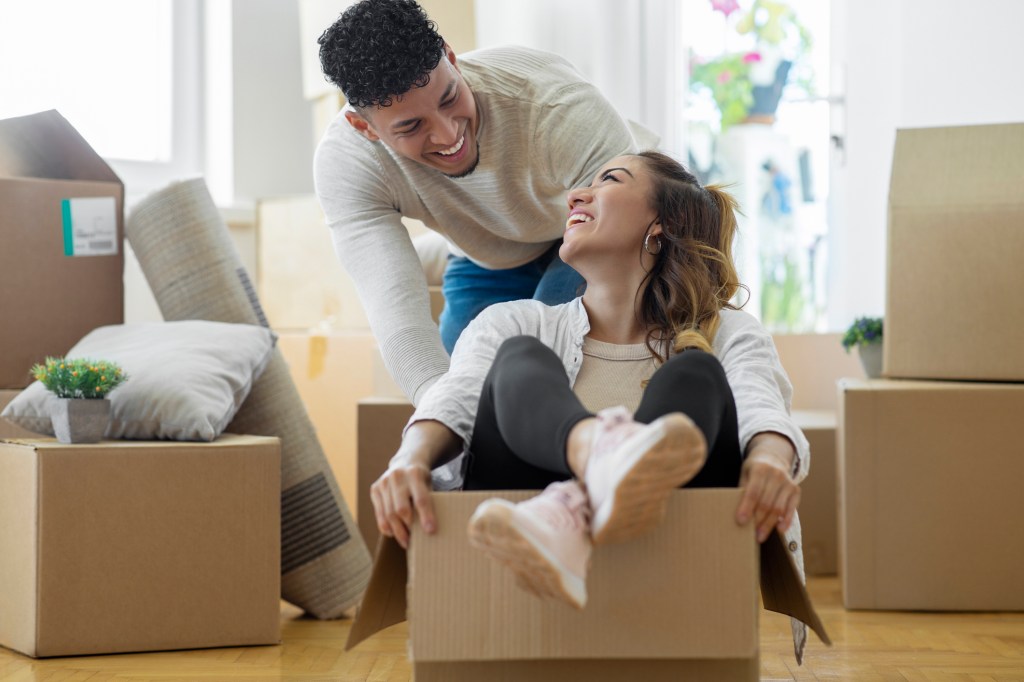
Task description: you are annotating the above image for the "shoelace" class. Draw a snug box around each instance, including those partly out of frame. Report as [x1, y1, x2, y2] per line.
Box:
[592, 406, 637, 461]
[528, 484, 590, 531]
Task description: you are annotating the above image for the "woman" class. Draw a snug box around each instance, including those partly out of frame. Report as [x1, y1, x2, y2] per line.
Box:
[370, 151, 808, 617]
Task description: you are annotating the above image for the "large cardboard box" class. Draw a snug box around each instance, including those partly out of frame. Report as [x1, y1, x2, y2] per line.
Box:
[0, 110, 125, 388]
[793, 410, 837, 576]
[0, 391, 37, 439]
[884, 123, 1024, 381]
[356, 400, 843, 576]
[0, 434, 281, 657]
[357, 398, 416, 551]
[838, 378, 1024, 610]
[348, 489, 827, 680]
[773, 333, 864, 411]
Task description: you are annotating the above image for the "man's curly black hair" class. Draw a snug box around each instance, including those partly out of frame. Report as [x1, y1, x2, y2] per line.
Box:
[318, 0, 446, 109]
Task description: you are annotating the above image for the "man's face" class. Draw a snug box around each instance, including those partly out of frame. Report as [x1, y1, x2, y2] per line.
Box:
[345, 46, 480, 178]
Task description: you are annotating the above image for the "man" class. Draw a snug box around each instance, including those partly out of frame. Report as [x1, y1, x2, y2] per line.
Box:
[315, 0, 657, 405]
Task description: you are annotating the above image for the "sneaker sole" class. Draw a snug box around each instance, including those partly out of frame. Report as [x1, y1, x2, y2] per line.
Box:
[591, 412, 707, 546]
[467, 499, 588, 609]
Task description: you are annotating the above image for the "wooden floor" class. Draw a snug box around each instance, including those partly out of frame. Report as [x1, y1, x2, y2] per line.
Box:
[2, 577, 1022, 681]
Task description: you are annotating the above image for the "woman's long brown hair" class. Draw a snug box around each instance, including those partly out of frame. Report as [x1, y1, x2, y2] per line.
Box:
[633, 151, 746, 359]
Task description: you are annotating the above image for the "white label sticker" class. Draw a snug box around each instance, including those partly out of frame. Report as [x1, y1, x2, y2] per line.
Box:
[62, 196, 118, 256]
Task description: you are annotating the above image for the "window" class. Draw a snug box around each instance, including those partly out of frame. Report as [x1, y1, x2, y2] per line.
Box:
[680, 0, 831, 332]
[0, 0, 201, 200]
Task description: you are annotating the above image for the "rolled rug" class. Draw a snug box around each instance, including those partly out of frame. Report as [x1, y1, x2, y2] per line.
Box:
[126, 178, 371, 618]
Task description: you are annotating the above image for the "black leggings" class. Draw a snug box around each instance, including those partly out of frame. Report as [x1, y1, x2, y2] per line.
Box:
[463, 335, 743, 491]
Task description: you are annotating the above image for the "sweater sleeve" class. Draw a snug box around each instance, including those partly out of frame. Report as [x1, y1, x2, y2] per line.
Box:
[716, 312, 811, 483]
[314, 125, 450, 406]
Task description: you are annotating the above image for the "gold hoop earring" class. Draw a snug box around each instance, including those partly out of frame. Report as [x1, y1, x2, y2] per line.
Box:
[644, 233, 662, 255]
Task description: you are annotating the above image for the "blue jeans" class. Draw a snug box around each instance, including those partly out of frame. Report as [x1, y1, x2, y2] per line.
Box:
[439, 242, 585, 353]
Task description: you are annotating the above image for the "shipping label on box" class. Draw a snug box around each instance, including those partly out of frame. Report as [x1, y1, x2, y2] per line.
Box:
[62, 196, 118, 256]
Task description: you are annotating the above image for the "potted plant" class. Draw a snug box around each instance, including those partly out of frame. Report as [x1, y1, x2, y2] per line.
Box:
[689, 0, 815, 131]
[30, 357, 128, 443]
[841, 317, 884, 379]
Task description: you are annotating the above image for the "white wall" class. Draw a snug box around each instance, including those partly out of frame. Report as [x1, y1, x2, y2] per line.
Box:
[226, 0, 316, 207]
[474, 0, 678, 151]
[829, 0, 1024, 328]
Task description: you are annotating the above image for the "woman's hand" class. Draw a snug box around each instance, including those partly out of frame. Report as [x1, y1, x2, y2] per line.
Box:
[735, 432, 800, 543]
[370, 461, 435, 550]
[369, 419, 462, 550]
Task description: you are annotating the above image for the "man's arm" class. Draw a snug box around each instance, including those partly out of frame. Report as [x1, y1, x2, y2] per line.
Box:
[314, 131, 449, 405]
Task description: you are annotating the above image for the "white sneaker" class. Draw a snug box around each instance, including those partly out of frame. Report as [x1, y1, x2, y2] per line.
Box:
[468, 480, 592, 609]
[585, 406, 707, 545]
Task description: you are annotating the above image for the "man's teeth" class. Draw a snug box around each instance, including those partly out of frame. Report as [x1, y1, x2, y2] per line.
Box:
[566, 214, 594, 229]
[437, 136, 465, 156]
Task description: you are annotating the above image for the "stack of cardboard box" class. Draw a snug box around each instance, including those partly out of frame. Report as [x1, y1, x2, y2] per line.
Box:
[838, 123, 1024, 610]
[0, 111, 282, 657]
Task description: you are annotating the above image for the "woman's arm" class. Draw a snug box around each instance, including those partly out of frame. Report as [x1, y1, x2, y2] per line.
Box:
[371, 420, 463, 549]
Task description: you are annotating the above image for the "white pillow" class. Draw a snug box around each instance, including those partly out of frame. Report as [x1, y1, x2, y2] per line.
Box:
[2, 321, 276, 441]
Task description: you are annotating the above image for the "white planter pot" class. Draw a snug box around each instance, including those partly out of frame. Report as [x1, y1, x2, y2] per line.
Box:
[51, 398, 111, 444]
[858, 343, 883, 379]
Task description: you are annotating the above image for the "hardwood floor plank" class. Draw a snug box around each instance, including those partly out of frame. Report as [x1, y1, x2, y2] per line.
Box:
[1, 578, 1022, 681]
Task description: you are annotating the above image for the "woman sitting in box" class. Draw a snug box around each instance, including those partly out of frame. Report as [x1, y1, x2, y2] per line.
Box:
[370, 151, 809, 613]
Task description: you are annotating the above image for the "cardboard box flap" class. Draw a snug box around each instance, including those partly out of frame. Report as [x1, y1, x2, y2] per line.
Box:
[0, 110, 121, 184]
[890, 123, 1024, 208]
[345, 535, 408, 651]
[760, 528, 831, 647]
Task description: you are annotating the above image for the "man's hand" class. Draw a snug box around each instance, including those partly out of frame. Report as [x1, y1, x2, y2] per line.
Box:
[370, 462, 435, 550]
[735, 432, 800, 543]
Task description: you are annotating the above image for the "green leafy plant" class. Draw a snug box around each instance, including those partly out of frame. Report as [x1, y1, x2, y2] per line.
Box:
[841, 317, 883, 352]
[31, 357, 128, 399]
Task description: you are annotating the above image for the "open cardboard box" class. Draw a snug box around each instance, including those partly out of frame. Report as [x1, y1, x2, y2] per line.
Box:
[347, 489, 829, 681]
[0, 110, 124, 389]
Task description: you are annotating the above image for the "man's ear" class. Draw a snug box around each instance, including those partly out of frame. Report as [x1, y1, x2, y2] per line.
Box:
[345, 109, 380, 142]
[444, 42, 459, 71]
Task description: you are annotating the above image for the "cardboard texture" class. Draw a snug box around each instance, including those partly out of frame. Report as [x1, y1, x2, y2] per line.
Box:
[279, 333, 402, 512]
[256, 195, 443, 330]
[349, 490, 828, 680]
[774, 334, 864, 411]
[885, 123, 1024, 381]
[838, 379, 1024, 610]
[0, 110, 125, 389]
[0, 434, 282, 657]
[357, 398, 416, 550]
[793, 410, 838, 576]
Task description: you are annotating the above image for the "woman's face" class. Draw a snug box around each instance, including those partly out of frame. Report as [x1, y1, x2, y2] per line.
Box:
[559, 155, 660, 268]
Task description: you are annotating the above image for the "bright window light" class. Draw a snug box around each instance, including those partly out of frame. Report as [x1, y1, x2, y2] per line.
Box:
[0, 0, 173, 162]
